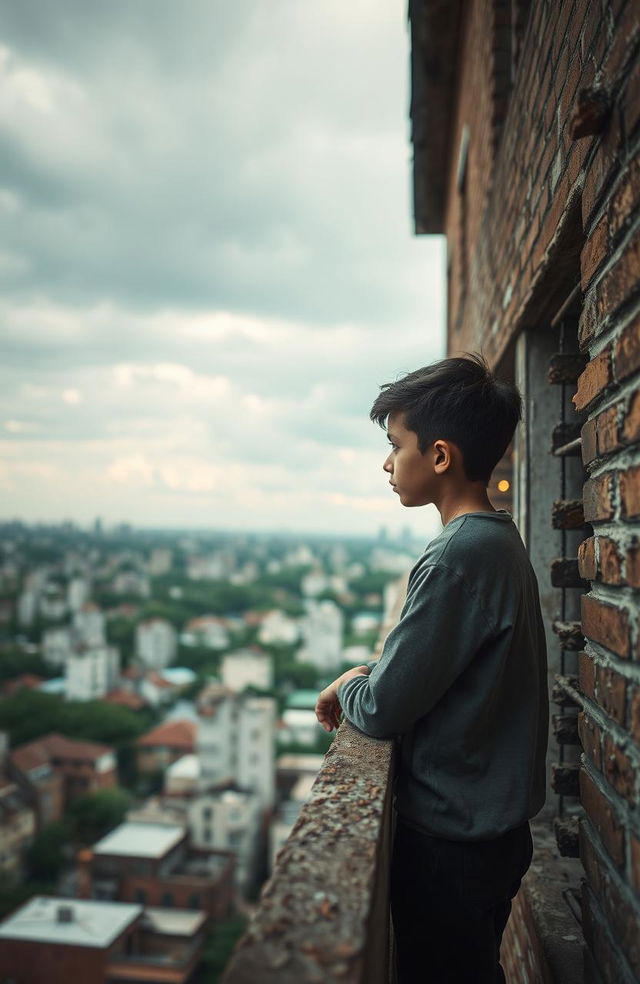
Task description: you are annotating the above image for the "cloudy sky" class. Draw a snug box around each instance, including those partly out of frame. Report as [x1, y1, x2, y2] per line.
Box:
[0, 0, 446, 538]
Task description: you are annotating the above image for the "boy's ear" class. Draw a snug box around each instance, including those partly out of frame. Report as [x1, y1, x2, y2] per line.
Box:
[433, 439, 452, 473]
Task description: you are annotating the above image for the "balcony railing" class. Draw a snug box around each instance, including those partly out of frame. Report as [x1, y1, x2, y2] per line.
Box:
[223, 719, 395, 983]
[223, 581, 407, 984]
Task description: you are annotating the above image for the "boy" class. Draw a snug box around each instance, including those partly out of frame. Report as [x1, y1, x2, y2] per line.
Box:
[315, 353, 548, 984]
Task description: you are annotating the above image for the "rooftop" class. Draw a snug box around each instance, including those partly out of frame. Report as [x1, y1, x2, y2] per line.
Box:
[0, 896, 141, 949]
[11, 732, 114, 774]
[166, 753, 200, 780]
[136, 719, 197, 749]
[93, 821, 185, 859]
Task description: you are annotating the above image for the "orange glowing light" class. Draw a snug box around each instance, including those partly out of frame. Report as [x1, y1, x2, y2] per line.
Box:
[498, 479, 510, 492]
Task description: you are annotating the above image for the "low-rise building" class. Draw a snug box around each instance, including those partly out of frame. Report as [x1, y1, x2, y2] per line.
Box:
[0, 779, 36, 876]
[10, 733, 116, 815]
[297, 599, 344, 671]
[221, 647, 273, 693]
[0, 895, 206, 984]
[136, 719, 197, 775]
[80, 820, 234, 921]
[256, 608, 300, 646]
[188, 786, 262, 893]
[182, 614, 230, 650]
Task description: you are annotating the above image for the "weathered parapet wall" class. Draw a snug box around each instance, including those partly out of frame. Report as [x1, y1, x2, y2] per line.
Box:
[222, 720, 395, 984]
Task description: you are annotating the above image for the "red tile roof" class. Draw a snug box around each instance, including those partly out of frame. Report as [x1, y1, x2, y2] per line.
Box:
[1, 674, 43, 696]
[11, 732, 114, 774]
[136, 720, 197, 750]
[103, 689, 146, 710]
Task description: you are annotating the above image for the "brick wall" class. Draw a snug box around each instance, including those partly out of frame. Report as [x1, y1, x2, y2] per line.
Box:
[434, 0, 640, 980]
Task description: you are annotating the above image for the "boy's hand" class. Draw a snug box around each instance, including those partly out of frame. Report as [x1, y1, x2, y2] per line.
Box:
[315, 665, 371, 732]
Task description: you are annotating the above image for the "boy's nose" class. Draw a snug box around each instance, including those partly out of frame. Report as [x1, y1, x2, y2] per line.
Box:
[383, 455, 393, 473]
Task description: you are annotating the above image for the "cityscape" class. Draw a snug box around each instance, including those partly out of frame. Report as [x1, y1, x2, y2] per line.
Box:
[0, 518, 422, 980]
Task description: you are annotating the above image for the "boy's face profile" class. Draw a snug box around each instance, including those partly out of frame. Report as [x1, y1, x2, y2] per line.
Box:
[383, 412, 447, 508]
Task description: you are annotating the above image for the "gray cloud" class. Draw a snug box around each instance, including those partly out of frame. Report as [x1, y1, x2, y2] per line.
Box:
[0, 0, 447, 535]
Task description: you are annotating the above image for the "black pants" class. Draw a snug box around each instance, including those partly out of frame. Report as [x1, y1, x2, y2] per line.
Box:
[390, 815, 533, 984]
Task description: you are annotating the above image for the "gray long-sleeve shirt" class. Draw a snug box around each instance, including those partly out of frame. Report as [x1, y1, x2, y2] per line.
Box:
[337, 509, 549, 841]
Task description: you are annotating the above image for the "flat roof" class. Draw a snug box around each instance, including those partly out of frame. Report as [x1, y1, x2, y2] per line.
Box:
[144, 908, 207, 937]
[93, 821, 185, 858]
[166, 753, 200, 779]
[0, 896, 141, 948]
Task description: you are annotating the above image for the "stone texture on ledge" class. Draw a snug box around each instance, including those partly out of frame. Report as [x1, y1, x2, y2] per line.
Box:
[222, 720, 395, 984]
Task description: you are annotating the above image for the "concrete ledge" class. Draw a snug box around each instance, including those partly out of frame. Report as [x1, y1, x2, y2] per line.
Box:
[222, 720, 395, 984]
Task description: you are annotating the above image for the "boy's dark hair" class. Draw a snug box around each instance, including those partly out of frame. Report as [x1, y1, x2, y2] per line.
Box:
[370, 352, 522, 485]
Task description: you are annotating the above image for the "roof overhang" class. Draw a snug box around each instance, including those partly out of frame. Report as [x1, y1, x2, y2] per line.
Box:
[409, 0, 463, 233]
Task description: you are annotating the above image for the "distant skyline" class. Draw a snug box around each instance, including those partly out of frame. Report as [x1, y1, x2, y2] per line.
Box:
[1, 0, 446, 541]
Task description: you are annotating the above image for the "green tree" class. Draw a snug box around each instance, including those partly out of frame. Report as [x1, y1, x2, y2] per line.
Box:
[195, 917, 248, 984]
[27, 819, 73, 882]
[69, 787, 131, 845]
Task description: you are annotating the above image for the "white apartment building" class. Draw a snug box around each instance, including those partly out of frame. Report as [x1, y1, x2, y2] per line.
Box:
[112, 570, 150, 597]
[257, 609, 299, 646]
[148, 547, 173, 576]
[181, 616, 229, 651]
[41, 626, 73, 667]
[66, 644, 120, 701]
[297, 599, 344, 671]
[73, 604, 106, 646]
[188, 787, 261, 892]
[135, 618, 177, 670]
[221, 649, 273, 693]
[301, 569, 328, 597]
[67, 576, 90, 613]
[16, 590, 37, 627]
[197, 686, 275, 810]
[39, 586, 67, 621]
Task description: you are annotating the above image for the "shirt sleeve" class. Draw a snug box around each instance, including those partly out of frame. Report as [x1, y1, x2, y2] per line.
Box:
[336, 562, 497, 739]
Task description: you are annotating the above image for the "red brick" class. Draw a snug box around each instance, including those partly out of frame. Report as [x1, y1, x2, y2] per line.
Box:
[603, 733, 636, 805]
[626, 540, 640, 589]
[578, 290, 598, 350]
[579, 817, 603, 897]
[595, 664, 627, 725]
[579, 650, 596, 699]
[609, 153, 640, 238]
[579, 766, 625, 868]
[559, 45, 585, 124]
[584, 111, 624, 230]
[603, 873, 640, 980]
[614, 313, 640, 381]
[583, 472, 615, 521]
[553, 45, 571, 101]
[552, 3, 573, 63]
[581, 214, 609, 290]
[620, 465, 640, 519]
[580, 1, 602, 64]
[582, 594, 631, 659]
[623, 390, 640, 445]
[598, 536, 624, 584]
[578, 710, 603, 769]
[578, 536, 597, 579]
[598, 229, 640, 321]
[631, 829, 640, 895]
[623, 54, 640, 135]
[602, 0, 640, 85]
[596, 403, 621, 455]
[573, 348, 612, 411]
